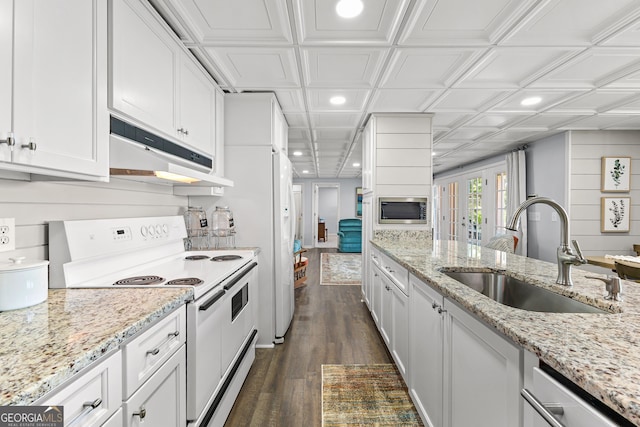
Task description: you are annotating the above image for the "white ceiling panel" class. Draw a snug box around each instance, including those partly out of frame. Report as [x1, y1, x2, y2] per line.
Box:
[283, 113, 309, 128]
[369, 89, 440, 112]
[274, 89, 306, 113]
[501, 0, 640, 46]
[310, 113, 362, 128]
[293, 0, 410, 45]
[205, 47, 299, 87]
[150, 0, 640, 177]
[169, 0, 292, 44]
[457, 47, 580, 88]
[306, 89, 370, 112]
[302, 47, 387, 87]
[400, 0, 535, 45]
[381, 48, 484, 88]
[530, 48, 640, 88]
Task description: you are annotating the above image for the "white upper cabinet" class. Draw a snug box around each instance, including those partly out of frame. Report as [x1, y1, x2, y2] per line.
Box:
[110, 0, 176, 138]
[109, 0, 217, 158]
[1, 0, 108, 179]
[0, 0, 11, 164]
[177, 55, 215, 156]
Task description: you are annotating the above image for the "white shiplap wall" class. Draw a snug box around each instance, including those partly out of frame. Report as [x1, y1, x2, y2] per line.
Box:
[570, 130, 640, 256]
[0, 177, 188, 262]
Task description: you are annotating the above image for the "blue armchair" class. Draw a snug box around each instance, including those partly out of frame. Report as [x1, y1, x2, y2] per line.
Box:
[337, 218, 362, 253]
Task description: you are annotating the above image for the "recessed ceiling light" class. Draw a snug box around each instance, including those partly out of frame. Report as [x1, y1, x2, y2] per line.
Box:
[521, 96, 542, 106]
[352, 162, 360, 167]
[302, 170, 309, 174]
[293, 151, 302, 156]
[330, 96, 346, 105]
[336, 0, 363, 18]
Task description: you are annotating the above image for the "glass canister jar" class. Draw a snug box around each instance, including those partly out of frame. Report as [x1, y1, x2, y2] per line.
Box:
[212, 206, 234, 237]
[184, 206, 209, 249]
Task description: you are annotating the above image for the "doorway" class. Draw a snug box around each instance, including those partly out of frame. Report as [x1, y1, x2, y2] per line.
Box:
[312, 183, 340, 248]
[293, 184, 303, 242]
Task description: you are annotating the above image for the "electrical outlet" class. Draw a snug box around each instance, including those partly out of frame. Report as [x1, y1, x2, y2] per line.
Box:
[0, 218, 15, 252]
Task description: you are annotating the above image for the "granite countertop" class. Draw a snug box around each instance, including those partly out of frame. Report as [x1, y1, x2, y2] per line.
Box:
[372, 236, 640, 426]
[0, 287, 193, 406]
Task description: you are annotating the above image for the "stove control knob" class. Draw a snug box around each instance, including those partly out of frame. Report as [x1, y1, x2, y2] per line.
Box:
[140, 226, 148, 237]
[162, 224, 169, 235]
[155, 224, 162, 235]
[148, 225, 156, 236]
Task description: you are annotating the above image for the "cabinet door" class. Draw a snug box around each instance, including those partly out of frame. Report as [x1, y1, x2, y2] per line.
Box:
[124, 346, 186, 427]
[102, 409, 123, 427]
[380, 274, 393, 347]
[12, 0, 108, 177]
[409, 276, 444, 427]
[214, 89, 224, 175]
[110, 0, 176, 138]
[371, 262, 383, 326]
[177, 55, 215, 156]
[361, 195, 373, 307]
[0, 0, 11, 163]
[390, 283, 408, 379]
[445, 300, 522, 427]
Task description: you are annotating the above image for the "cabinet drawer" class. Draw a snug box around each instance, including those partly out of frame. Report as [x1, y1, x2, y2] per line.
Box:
[123, 345, 186, 427]
[380, 253, 408, 294]
[122, 306, 186, 398]
[37, 351, 122, 427]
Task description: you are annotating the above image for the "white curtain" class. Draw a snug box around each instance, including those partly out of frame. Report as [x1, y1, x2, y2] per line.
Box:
[506, 150, 527, 256]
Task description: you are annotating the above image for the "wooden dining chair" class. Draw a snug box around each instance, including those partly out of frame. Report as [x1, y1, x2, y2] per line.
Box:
[614, 261, 640, 283]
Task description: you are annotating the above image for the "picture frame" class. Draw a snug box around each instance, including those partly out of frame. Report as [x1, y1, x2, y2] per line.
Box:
[356, 187, 363, 217]
[601, 157, 631, 192]
[601, 197, 631, 233]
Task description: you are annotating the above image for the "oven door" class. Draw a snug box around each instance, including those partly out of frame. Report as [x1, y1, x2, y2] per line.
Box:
[221, 261, 258, 371]
[186, 287, 226, 422]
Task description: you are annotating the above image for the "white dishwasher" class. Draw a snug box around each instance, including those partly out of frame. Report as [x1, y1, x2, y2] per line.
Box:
[522, 366, 630, 427]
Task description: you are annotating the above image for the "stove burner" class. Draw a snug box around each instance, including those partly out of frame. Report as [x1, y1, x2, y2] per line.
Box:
[185, 255, 210, 261]
[211, 255, 243, 262]
[166, 277, 204, 286]
[113, 275, 165, 286]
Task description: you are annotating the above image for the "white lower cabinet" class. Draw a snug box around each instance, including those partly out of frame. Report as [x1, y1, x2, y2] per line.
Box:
[408, 274, 523, 427]
[123, 346, 186, 427]
[445, 300, 522, 427]
[409, 275, 444, 427]
[371, 260, 383, 326]
[36, 351, 122, 427]
[102, 409, 123, 427]
[390, 280, 409, 378]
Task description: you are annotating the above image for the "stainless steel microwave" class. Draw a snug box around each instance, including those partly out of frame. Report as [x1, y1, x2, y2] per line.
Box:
[379, 197, 428, 224]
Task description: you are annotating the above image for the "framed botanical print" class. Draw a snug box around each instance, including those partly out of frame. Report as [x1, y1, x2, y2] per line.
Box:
[601, 197, 631, 233]
[601, 157, 631, 192]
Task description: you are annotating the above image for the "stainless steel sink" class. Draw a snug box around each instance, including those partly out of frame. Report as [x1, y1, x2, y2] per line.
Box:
[441, 270, 607, 314]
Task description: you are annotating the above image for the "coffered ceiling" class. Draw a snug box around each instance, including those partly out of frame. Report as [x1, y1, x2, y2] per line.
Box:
[151, 0, 640, 178]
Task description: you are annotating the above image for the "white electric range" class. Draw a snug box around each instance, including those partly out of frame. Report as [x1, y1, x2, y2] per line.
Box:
[48, 216, 258, 427]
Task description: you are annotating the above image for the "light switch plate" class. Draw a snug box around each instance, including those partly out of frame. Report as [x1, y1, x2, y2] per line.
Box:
[0, 218, 15, 252]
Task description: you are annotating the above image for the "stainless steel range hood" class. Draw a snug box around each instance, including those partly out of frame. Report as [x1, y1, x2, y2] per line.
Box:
[109, 117, 233, 190]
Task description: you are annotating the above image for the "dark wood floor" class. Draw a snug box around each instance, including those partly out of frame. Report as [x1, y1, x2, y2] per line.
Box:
[225, 248, 391, 426]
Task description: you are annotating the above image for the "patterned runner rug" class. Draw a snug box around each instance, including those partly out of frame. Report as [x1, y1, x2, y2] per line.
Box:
[320, 253, 361, 285]
[322, 364, 423, 426]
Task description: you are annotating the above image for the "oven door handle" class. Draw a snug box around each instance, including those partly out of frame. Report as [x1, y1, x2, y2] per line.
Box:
[199, 289, 226, 311]
[224, 262, 258, 291]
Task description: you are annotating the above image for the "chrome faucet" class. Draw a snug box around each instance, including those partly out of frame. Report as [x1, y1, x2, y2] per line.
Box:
[506, 196, 587, 286]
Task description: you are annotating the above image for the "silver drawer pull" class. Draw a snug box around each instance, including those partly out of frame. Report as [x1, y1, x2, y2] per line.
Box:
[0, 133, 14, 147]
[521, 388, 566, 427]
[21, 141, 36, 151]
[168, 331, 179, 338]
[146, 348, 160, 356]
[67, 398, 102, 427]
[133, 407, 147, 419]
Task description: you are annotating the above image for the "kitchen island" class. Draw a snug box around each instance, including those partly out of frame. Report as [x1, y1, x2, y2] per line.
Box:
[0, 287, 193, 406]
[372, 235, 640, 426]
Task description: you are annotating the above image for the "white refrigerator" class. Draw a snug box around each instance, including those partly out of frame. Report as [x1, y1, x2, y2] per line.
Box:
[218, 146, 295, 346]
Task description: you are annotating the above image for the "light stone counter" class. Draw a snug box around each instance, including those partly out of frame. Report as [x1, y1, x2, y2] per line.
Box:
[0, 287, 193, 406]
[372, 236, 640, 426]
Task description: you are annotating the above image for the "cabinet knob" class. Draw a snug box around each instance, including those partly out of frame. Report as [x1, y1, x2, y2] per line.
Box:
[146, 348, 160, 356]
[133, 407, 147, 419]
[437, 307, 447, 314]
[0, 133, 14, 147]
[21, 141, 37, 151]
[168, 331, 180, 338]
[432, 302, 438, 310]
